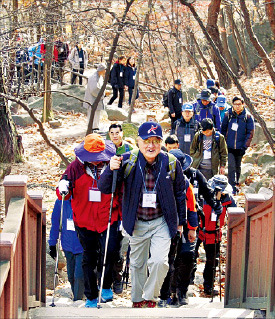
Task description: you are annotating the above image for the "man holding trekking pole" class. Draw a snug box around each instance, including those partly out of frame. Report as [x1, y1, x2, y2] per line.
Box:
[57, 133, 120, 308]
[98, 122, 196, 308]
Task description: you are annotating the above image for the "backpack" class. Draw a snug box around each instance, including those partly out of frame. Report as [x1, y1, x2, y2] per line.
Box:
[194, 102, 217, 127]
[162, 88, 175, 108]
[108, 66, 114, 84]
[124, 150, 177, 181]
[198, 130, 221, 150]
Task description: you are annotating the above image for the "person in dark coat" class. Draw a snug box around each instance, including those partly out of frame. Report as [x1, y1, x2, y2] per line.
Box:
[48, 199, 84, 301]
[125, 57, 139, 105]
[192, 89, 221, 131]
[108, 56, 127, 108]
[221, 96, 255, 194]
[171, 103, 200, 155]
[98, 122, 192, 308]
[168, 79, 183, 127]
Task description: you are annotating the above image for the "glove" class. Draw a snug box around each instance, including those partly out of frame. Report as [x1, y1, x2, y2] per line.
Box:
[214, 202, 223, 216]
[58, 179, 69, 195]
[49, 245, 57, 259]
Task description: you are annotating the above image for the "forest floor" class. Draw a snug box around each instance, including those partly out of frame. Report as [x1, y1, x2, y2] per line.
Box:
[0, 53, 274, 308]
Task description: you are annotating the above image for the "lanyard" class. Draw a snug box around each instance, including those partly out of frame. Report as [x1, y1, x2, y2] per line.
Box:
[92, 166, 98, 188]
[138, 160, 162, 193]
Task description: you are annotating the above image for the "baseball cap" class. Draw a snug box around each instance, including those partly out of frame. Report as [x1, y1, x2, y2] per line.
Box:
[182, 103, 194, 112]
[174, 79, 182, 85]
[138, 122, 163, 140]
[200, 89, 212, 101]
[206, 79, 215, 88]
[216, 96, 227, 107]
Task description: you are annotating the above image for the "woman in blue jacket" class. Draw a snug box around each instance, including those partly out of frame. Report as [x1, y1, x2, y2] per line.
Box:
[125, 57, 139, 105]
[221, 96, 255, 194]
[48, 199, 84, 301]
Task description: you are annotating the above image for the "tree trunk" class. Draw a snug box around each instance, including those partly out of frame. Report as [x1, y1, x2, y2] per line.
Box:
[0, 58, 22, 163]
[225, 5, 251, 77]
[179, 0, 275, 154]
[128, 0, 153, 123]
[265, 0, 275, 37]
[219, 8, 238, 76]
[190, 31, 215, 80]
[206, 0, 232, 89]
[240, 0, 275, 85]
[86, 0, 135, 135]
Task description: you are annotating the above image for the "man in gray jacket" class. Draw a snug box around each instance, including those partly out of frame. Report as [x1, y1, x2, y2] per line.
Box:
[83, 63, 107, 131]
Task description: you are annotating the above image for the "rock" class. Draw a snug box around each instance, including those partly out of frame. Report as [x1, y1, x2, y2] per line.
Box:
[257, 154, 274, 166]
[239, 163, 254, 184]
[122, 123, 139, 139]
[105, 105, 128, 121]
[243, 185, 256, 194]
[258, 187, 273, 200]
[28, 84, 87, 113]
[49, 120, 62, 128]
[12, 113, 34, 126]
[243, 155, 257, 164]
[251, 122, 275, 145]
[160, 110, 170, 121]
[159, 119, 171, 130]
[262, 163, 275, 176]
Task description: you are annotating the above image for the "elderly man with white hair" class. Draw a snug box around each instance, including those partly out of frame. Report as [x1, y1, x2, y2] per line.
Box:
[83, 63, 107, 132]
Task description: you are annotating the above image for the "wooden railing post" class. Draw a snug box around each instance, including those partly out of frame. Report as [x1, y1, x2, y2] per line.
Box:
[3, 175, 28, 215]
[41, 205, 47, 305]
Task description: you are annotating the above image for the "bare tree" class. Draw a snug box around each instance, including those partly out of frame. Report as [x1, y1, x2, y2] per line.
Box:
[265, 0, 275, 37]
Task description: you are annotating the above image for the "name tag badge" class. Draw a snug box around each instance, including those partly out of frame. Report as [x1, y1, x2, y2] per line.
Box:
[89, 187, 101, 202]
[184, 134, 191, 142]
[133, 75, 136, 80]
[193, 187, 198, 195]
[211, 210, 217, 222]
[79, 57, 83, 62]
[203, 150, 211, 159]
[179, 98, 182, 104]
[120, 71, 123, 77]
[142, 191, 157, 208]
[67, 219, 75, 231]
[232, 123, 238, 131]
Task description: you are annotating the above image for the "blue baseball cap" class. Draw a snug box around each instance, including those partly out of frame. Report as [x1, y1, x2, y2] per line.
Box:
[206, 79, 215, 88]
[182, 103, 194, 112]
[216, 95, 226, 106]
[174, 79, 182, 85]
[138, 121, 163, 140]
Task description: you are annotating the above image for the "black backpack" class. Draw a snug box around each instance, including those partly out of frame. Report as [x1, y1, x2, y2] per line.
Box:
[108, 66, 114, 84]
[162, 88, 175, 108]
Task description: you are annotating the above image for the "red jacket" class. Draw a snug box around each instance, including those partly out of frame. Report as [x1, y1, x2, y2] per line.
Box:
[57, 159, 121, 233]
[199, 194, 234, 244]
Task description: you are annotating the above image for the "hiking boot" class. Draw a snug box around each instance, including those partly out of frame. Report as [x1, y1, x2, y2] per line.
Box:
[204, 288, 219, 296]
[132, 300, 146, 308]
[85, 298, 98, 308]
[144, 300, 157, 308]
[113, 281, 123, 294]
[158, 299, 168, 307]
[167, 294, 179, 307]
[178, 292, 189, 305]
[101, 288, 113, 302]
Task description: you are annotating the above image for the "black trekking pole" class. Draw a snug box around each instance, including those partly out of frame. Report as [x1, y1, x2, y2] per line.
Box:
[210, 186, 222, 303]
[50, 195, 65, 307]
[122, 246, 130, 289]
[98, 170, 118, 309]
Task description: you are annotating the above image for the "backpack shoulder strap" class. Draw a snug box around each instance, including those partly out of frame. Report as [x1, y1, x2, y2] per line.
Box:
[175, 120, 181, 136]
[124, 149, 139, 178]
[215, 131, 220, 149]
[167, 153, 177, 181]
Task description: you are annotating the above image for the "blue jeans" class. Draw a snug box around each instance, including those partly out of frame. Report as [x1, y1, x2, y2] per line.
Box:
[128, 87, 139, 105]
[63, 251, 84, 301]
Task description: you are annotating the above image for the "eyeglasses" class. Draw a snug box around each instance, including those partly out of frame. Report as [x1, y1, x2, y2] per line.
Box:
[143, 139, 162, 145]
[233, 103, 243, 106]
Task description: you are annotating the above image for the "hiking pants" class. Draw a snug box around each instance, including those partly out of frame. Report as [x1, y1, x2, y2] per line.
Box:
[76, 222, 118, 301]
[108, 87, 124, 108]
[203, 242, 220, 291]
[64, 251, 84, 301]
[228, 151, 243, 192]
[71, 68, 84, 85]
[129, 216, 171, 302]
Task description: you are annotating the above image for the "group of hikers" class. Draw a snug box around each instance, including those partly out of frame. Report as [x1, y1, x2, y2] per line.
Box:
[48, 77, 255, 308]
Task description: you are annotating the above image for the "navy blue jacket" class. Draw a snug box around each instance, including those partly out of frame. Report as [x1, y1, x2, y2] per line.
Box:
[48, 199, 83, 254]
[168, 87, 183, 116]
[125, 66, 136, 88]
[171, 117, 200, 155]
[221, 108, 255, 150]
[193, 99, 221, 131]
[98, 151, 194, 238]
[110, 62, 126, 88]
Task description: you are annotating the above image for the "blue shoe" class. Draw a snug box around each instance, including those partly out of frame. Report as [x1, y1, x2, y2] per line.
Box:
[101, 288, 113, 302]
[85, 298, 98, 308]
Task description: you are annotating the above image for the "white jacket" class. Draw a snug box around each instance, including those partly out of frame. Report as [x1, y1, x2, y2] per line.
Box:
[68, 47, 88, 70]
[83, 70, 105, 111]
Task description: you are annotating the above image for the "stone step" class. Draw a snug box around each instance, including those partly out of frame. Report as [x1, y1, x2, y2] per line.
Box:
[29, 297, 255, 318]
